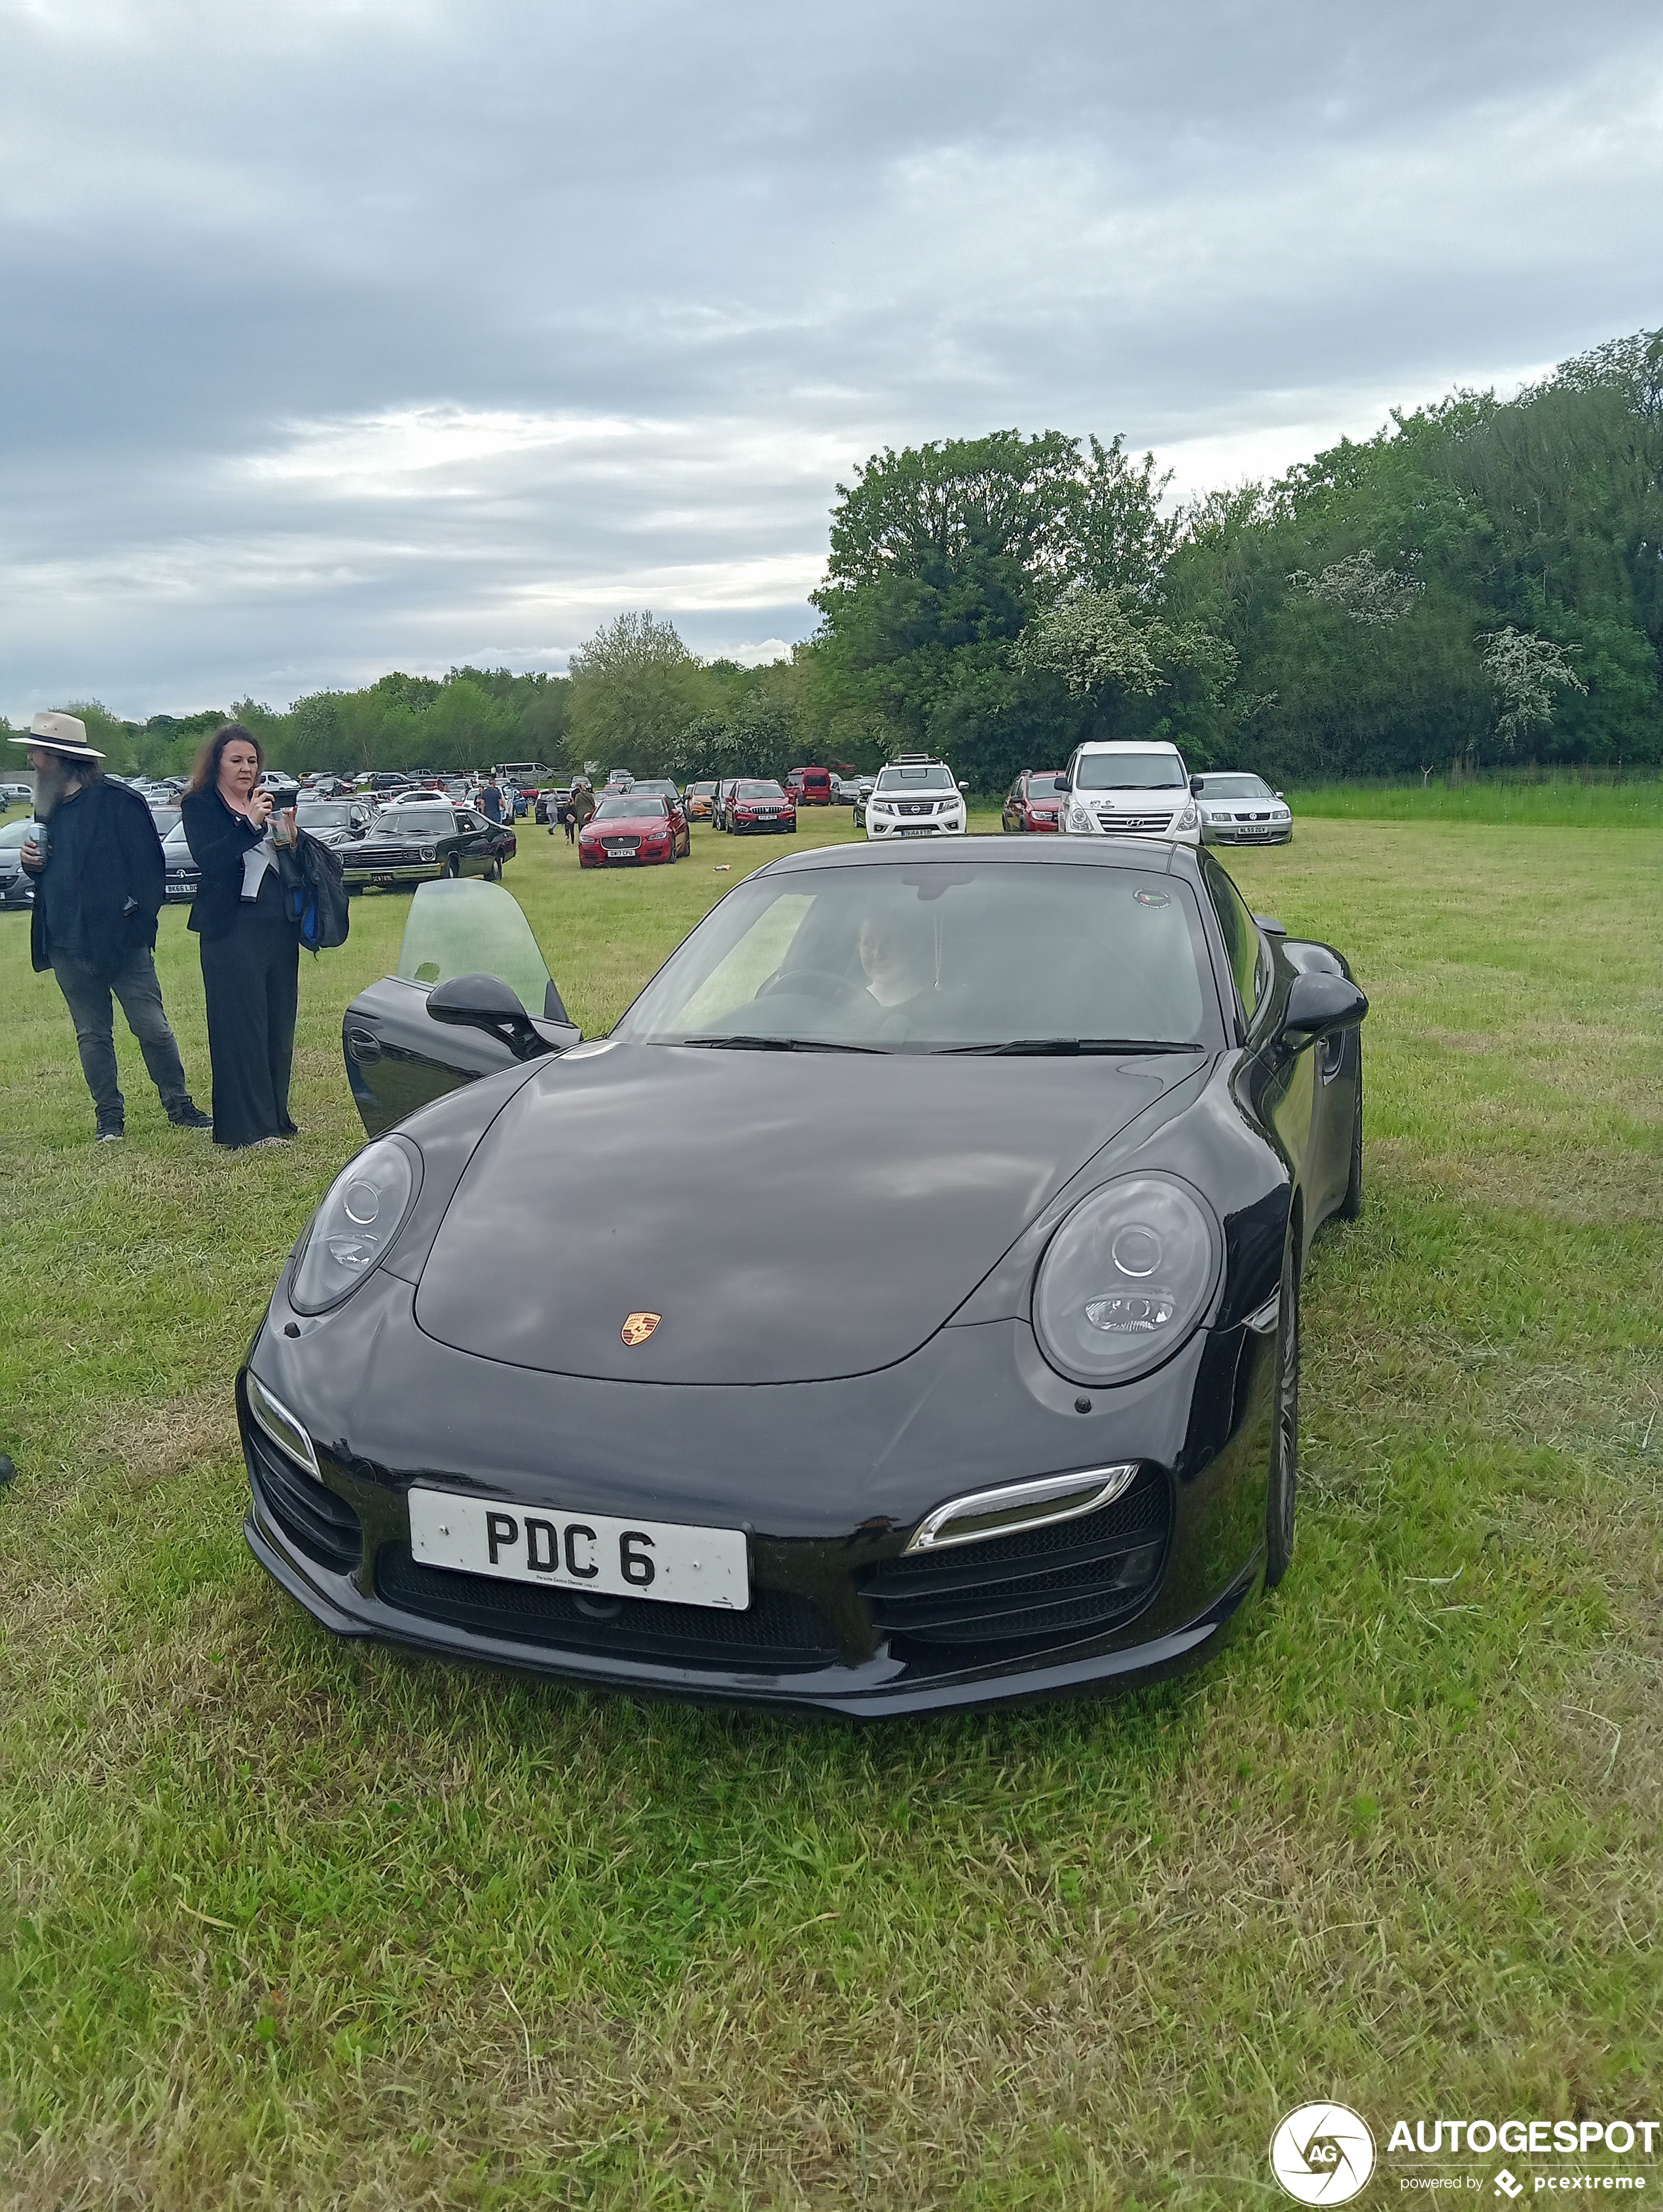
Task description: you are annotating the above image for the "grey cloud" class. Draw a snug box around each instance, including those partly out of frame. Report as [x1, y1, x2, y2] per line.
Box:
[1, 0, 1659, 710]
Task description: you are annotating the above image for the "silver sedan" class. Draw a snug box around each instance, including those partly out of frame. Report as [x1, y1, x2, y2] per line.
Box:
[1192, 772, 1292, 845]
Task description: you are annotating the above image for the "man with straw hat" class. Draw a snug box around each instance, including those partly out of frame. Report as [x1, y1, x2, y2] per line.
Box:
[14, 711, 211, 1141]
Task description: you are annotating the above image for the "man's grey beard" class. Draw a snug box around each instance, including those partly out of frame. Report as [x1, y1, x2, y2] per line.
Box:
[33, 757, 80, 818]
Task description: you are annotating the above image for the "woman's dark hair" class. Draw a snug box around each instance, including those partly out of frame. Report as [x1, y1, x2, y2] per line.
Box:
[189, 723, 266, 794]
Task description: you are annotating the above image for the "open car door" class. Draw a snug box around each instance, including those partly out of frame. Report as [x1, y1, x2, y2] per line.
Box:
[342, 879, 579, 1136]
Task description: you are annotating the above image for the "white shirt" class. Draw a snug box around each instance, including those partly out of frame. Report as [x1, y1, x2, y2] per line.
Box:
[241, 827, 277, 901]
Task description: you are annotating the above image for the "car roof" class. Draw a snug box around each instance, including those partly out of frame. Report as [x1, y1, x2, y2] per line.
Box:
[758, 836, 1195, 880]
[1072, 739, 1183, 755]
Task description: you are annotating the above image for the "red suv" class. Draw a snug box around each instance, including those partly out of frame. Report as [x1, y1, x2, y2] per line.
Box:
[784, 767, 834, 806]
[1002, 769, 1068, 833]
[728, 780, 797, 835]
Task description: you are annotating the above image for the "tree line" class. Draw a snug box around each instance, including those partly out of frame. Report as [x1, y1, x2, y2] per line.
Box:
[12, 324, 1658, 793]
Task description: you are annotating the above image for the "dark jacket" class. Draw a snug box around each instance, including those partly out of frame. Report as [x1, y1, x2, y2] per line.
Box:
[29, 778, 166, 979]
[181, 786, 270, 941]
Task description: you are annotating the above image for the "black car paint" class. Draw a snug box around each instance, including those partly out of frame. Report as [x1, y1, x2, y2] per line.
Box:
[344, 973, 578, 1136]
[342, 807, 513, 891]
[246, 837, 1364, 1714]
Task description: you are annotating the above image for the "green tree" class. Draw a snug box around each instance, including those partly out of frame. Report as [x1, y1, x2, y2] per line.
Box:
[568, 613, 710, 777]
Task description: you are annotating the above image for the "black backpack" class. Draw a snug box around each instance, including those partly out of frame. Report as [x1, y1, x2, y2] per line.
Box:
[278, 832, 350, 953]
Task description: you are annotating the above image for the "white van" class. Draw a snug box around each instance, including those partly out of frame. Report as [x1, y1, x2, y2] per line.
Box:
[1059, 740, 1200, 846]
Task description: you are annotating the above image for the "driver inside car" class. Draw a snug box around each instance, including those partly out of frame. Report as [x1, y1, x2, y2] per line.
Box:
[857, 903, 936, 1009]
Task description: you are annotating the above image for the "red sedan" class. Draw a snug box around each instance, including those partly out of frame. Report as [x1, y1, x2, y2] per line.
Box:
[728, 778, 797, 835]
[1001, 769, 1067, 833]
[578, 793, 690, 868]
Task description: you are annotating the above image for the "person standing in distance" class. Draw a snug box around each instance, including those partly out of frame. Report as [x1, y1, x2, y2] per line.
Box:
[181, 725, 301, 1150]
[14, 711, 211, 1142]
[477, 771, 505, 826]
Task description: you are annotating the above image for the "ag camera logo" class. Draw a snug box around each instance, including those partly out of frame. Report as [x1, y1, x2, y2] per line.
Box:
[1270, 2103, 1377, 2203]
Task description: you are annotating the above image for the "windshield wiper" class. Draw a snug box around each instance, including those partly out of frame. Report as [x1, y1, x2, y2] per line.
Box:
[679, 1034, 884, 1053]
[943, 1038, 1209, 1057]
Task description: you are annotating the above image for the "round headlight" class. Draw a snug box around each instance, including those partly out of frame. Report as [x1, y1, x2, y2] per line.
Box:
[1033, 1175, 1221, 1385]
[291, 1136, 420, 1314]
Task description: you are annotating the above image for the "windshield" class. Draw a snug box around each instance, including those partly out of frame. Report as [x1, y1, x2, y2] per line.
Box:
[1025, 774, 1065, 797]
[380, 807, 456, 835]
[298, 802, 355, 828]
[1196, 775, 1273, 801]
[395, 879, 553, 1013]
[162, 825, 193, 856]
[737, 782, 786, 801]
[876, 764, 955, 793]
[617, 862, 1218, 1051]
[1073, 752, 1186, 791]
[595, 795, 667, 818]
[147, 807, 182, 835]
[629, 781, 679, 798]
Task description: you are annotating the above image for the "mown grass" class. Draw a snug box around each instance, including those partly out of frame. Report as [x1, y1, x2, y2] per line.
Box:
[2, 808, 1661, 2208]
[1290, 774, 1663, 827]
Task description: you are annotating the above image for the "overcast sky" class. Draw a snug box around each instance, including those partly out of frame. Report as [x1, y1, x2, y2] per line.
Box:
[3, 0, 1660, 718]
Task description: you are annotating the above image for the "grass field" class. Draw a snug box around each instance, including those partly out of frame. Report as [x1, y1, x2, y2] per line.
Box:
[3, 805, 1661, 2208]
[1290, 774, 1663, 827]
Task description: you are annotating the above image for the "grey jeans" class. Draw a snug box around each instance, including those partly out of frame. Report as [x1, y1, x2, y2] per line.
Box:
[50, 945, 191, 1128]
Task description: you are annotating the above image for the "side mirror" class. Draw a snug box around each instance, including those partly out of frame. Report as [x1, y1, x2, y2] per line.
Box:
[427, 972, 557, 1062]
[1189, 775, 1203, 795]
[1254, 914, 1287, 935]
[958, 780, 969, 792]
[1274, 791, 1285, 800]
[1279, 970, 1367, 1047]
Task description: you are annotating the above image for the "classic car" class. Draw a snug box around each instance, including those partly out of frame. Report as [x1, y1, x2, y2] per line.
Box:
[240, 840, 1366, 1716]
[340, 800, 514, 892]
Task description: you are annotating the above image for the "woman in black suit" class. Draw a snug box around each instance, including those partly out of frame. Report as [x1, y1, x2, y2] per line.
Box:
[181, 725, 300, 1149]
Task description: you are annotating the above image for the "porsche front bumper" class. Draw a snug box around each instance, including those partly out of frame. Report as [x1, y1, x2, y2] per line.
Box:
[239, 1267, 1279, 1716]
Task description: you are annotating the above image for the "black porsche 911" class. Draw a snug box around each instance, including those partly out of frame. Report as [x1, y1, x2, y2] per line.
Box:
[240, 840, 1366, 1715]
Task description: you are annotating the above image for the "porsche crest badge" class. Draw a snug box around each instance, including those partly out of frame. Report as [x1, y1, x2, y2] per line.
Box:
[621, 1311, 661, 1347]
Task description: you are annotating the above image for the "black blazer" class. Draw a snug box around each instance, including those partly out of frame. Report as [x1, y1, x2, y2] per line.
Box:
[181, 786, 271, 941]
[29, 778, 166, 980]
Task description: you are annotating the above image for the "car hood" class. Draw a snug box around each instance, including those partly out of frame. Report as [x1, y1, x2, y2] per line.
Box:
[412, 1042, 1196, 1384]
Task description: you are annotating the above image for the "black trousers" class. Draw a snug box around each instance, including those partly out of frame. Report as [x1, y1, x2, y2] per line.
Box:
[199, 877, 299, 1148]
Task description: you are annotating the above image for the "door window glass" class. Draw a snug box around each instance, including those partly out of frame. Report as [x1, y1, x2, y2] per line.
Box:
[395, 879, 553, 1013]
[1204, 860, 1267, 1023]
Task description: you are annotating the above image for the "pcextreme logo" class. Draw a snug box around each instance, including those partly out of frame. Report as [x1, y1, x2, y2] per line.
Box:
[1271, 2103, 1377, 2203]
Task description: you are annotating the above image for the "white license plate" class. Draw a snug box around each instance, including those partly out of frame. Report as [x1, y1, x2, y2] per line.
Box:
[899, 825, 935, 837]
[407, 1487, 749, 1609]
